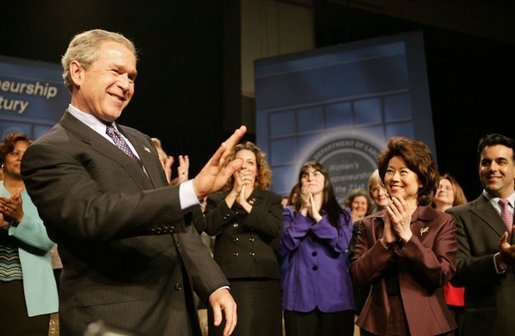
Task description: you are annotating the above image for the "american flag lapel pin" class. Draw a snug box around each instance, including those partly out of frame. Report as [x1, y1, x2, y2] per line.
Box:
[144, 146, 151, 153]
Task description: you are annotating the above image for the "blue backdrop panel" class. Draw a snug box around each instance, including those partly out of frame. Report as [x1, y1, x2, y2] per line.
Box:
[0, 55, 69, 140]
[255, 32, 435, 202]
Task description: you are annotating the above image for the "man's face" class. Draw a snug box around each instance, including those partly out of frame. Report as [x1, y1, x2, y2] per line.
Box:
[479, 144, 515, 198]
[72, 41, 137, 123]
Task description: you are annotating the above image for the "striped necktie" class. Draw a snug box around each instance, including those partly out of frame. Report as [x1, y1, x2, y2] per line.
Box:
[498, 199, 513, 231]
[106, 124, 142, 167]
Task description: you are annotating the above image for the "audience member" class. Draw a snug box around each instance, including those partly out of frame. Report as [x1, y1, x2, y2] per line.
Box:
[447, 133, 515, 336]
[367, 169, 389, 212]
[432, 173, 467, 330]
[203, 141, 283, 336]
[21, 29, 243, 336]
[0, 133, 58, 334]
[281, 160, 354, 336]
[349, 170, 389, 318]
[351, 136, 457, 335]
[343, 188, 373, 222]
[151, 137, 189, 185]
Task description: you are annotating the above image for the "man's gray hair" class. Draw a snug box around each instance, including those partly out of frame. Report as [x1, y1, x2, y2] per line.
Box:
[61, 29, 137, 92]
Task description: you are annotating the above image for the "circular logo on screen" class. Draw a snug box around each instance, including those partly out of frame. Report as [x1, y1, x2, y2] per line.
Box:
[307, 136, 382, 204]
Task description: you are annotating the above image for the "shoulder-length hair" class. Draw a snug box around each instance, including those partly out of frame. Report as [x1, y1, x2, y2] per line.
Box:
[377, 136, 439, 206]
[0, 133, 31, 163]
[435, 173, 468, 207]
[224, 141, 272, 191]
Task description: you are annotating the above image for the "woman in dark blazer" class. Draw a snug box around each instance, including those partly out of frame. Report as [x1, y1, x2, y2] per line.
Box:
[203, 141, 283, 336]
[350, 136, 457, 336]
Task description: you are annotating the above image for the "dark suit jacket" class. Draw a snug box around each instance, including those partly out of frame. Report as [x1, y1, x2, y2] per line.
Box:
[203, 189, 282, 279]
[350, 206, 457, 336]
[21, 112, 229, 336]
[448, 194, 515, 336]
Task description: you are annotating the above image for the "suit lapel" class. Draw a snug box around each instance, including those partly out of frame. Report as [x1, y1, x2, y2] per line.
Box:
[469, 195, 506, 237]
[60, 112, 157, 189]
[118, 126, 168, 188]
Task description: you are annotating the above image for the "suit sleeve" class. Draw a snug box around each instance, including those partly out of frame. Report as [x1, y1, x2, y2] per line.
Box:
[177, 225, 229, 302]
[448, 208, 499, 287]
[21, 141, 187, 242]
[350, 219, 396, 288]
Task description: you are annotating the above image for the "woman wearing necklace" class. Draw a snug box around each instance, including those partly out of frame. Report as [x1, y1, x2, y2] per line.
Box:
[351, 136, 457, 336]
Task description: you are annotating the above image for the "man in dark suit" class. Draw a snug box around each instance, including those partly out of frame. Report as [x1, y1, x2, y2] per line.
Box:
[447, 133, 515, 336]
[21, 29, 243, 336]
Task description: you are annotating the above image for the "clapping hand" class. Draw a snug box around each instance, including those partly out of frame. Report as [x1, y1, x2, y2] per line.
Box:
[498, 230, 515, 265]
[300, 185, 322, 222]
[385, 194, 412, 244]
[0, 191, 24, 226]
[176, 155, 189, 184]
[193, 126, 247, 198]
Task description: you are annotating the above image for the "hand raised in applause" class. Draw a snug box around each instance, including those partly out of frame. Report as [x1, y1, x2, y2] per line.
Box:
[299, 185, 322, 222]
[193, 126, 246, 199]
[236, 171, 254, 213]
[498, 230, 515, 266]
[176, 155, 189, 184]
[0, 191, 24, 227]
[385, 194, 412, 244]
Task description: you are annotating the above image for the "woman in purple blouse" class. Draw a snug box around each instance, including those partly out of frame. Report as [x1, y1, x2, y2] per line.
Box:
[281, 161, 355, 336]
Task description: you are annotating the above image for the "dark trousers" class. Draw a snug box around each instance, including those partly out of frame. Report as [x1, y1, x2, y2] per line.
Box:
[284, 308, 354, 336]
[208, 279, 282, 336]
[0, 280, 50, 335]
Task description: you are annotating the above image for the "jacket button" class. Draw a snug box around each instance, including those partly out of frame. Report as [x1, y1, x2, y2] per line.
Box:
[233, 223, 239, 228]
[175, 282, 182, 291]
[312, 265, 318, 271]
[249, 252, 255, 256]
[312, 251, 317, 257]
[233, 237, 239, 243]
[233, 252, 239, 256]
[249, 237, 255, 242]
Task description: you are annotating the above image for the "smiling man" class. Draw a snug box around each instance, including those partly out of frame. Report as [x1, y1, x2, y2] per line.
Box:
[20, 29, 244, 336]
[448, 133, 515, 336]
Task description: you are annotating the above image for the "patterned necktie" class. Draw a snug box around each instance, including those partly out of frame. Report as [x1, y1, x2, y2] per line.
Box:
[498, 199, 513, 231]
[106, 124, 142, 166]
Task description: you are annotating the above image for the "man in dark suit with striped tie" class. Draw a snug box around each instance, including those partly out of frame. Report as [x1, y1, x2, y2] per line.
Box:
[447, 133, 515, 336]
[21, 29, 243, 336]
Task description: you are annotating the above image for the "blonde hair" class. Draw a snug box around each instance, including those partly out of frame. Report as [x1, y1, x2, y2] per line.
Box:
[151, 137, 168, 165]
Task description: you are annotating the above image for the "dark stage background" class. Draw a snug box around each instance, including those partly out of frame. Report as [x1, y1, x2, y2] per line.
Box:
[1, 0, 513, 200]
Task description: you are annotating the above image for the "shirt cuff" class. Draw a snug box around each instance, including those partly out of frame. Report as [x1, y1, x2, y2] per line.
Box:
[493, 252, 507, 274]
[179, 180, 200, 210]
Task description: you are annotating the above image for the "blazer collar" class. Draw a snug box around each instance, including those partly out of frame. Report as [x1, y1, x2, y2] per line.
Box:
[469, 194, 507, 237]
[60, 111, 162, 189]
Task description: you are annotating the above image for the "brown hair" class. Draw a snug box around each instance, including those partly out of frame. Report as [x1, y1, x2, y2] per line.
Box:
[0, 133, 31, 162]
[224, 141, 272, 191]
[377, 136, 439, 206]
[433, 173, 468, 207]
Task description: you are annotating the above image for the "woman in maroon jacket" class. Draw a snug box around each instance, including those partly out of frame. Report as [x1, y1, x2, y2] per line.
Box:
[350, 136, 457, 336]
